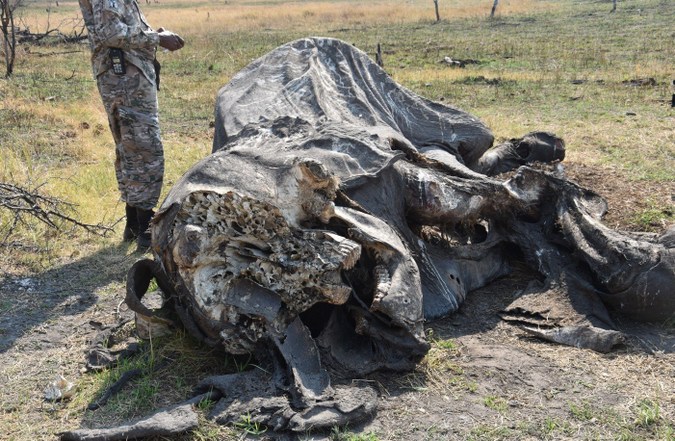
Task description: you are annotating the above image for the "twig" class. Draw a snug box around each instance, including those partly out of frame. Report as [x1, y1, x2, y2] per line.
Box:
[0, 240, 40, 252]
[0, 182, 114, 246]
[15, 15, 87, 44]
[87, 356, 174, 410]
[87, 368, 142, 410]
[35, 50, 83, 57]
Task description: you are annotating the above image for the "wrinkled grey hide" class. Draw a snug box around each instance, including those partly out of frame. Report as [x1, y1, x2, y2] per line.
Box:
[124, 37, 674, 433]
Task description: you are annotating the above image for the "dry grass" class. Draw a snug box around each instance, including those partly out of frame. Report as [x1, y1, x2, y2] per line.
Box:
[160, 0, 556, 34]
[24, 0, 557, 35]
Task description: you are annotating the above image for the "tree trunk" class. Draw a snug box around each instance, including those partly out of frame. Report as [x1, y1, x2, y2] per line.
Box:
[433, 0, 440, 22]
[1, 0, 18, 78]
[376, 43, 383, 68]
[490, 0, 499, 18]
[610, 0, 617, 13]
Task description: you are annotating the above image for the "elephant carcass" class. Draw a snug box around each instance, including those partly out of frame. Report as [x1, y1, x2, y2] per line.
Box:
[125, 37, 674, 433]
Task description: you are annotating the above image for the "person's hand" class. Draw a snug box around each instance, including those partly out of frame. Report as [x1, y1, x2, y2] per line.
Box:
[157, 28, 185, 51]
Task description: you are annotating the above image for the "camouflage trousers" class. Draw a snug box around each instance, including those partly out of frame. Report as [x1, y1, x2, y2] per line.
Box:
[97, 63, 164, 210]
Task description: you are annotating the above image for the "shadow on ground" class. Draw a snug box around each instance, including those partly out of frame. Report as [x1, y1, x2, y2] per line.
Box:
[0, 243, 139, 353]
[430, 269, 675, 355]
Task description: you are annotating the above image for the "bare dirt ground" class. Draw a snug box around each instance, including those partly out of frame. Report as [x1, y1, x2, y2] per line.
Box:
[0, 162, 673, 441]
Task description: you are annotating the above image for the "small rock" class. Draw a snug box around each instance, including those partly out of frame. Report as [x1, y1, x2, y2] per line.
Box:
[44, 375, 74, 402]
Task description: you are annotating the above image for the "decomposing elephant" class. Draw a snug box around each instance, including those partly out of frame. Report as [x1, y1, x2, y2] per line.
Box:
[61, 37, 674, 439]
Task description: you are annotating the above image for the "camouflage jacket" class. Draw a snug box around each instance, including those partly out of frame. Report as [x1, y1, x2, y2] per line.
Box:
[79, 0, 159, 83]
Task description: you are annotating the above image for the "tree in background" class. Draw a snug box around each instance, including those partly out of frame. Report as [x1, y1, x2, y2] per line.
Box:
[490, 0, 499, 18]
[1, 0, 22, 77]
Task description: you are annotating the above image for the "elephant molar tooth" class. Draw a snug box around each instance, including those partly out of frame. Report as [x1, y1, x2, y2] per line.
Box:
[374, 264, 392, 296]
[322, 232, 362, 270]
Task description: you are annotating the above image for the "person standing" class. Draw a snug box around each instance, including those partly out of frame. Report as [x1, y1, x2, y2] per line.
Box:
[78, 0, 184, 251]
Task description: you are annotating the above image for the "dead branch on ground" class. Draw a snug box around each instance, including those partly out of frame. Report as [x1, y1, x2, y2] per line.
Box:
[0, 182, 114, 247]
[16, 16, 87, 44]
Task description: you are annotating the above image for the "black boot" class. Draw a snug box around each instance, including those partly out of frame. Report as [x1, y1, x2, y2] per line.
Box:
[123, 204, 139, 242]
[136, 208, 155, 252]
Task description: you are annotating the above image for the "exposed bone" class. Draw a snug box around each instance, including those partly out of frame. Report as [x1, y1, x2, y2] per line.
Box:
[521, 326, 625, 353]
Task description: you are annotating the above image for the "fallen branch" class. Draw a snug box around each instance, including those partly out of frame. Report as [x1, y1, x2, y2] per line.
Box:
[34, 50, 83, 57]
[0, 182, 114, 245]
[18, 30, 87, 44]
[15, 11, 86, 44]
[87, 354, 176, 411]
[87, 368, 143, 411]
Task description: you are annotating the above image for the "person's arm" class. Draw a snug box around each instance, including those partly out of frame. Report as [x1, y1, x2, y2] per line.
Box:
[91, 0, 159, 50]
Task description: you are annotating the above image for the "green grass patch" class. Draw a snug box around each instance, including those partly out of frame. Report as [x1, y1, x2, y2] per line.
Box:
[483, 395, 508, 413]
[467, 424, 513, 441]
[633, 399, 661, 428]
[630, 201, 674, 231]
[330, 426, 380, 441]
[234, 413, 268, 436]
[568, 400, 596, 422]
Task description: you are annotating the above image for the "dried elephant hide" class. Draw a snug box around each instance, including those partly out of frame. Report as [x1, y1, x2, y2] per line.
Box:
[114, 37, 673, 435]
